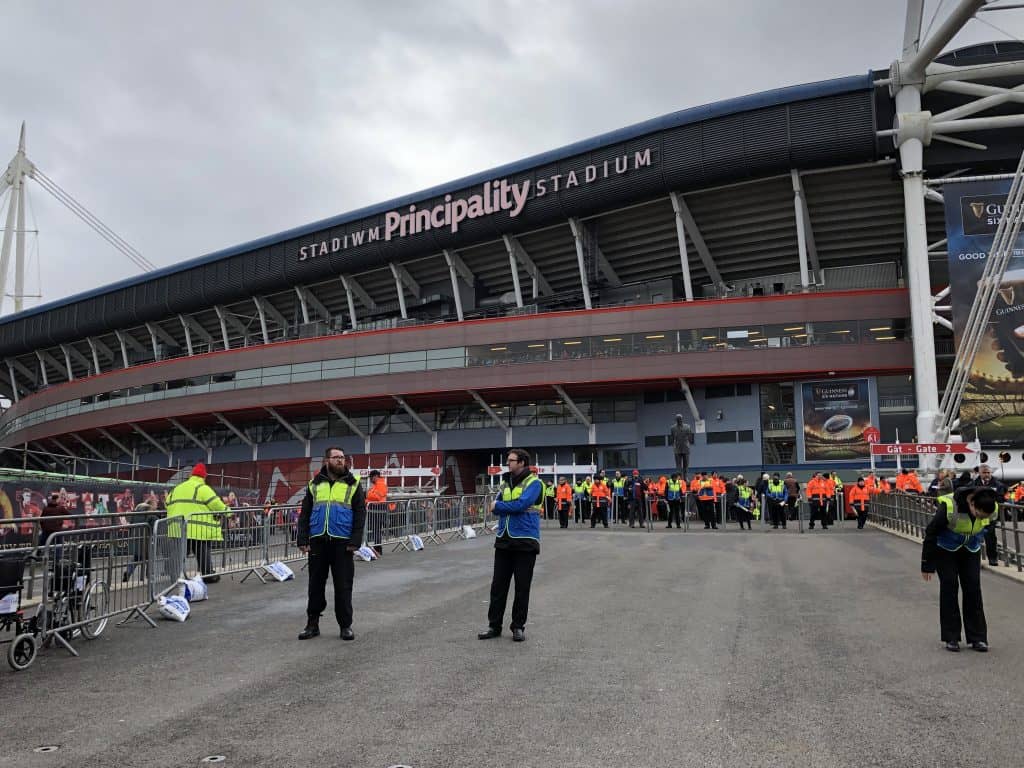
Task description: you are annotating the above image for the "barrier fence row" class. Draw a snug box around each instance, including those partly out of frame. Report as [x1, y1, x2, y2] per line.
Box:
[870, 491, 1023, 572]
[0, 494, 497, 668]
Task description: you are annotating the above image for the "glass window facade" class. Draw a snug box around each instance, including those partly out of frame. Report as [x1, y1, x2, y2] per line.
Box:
[0, 319, 908, 438]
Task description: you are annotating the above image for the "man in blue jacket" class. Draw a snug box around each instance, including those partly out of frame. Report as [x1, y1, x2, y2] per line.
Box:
[296, 447, 366, 641]
[478, 448, 542, 643]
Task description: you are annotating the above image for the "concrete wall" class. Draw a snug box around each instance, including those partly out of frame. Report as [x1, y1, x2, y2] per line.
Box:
[637, 386, 763, 472]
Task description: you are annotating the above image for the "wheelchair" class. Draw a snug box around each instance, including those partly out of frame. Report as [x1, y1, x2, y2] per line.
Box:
[0, 551, 42, 671]
[41, 545, 110, 655]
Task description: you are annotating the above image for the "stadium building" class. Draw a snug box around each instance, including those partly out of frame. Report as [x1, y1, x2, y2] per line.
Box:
[2, 40, 1024, 490]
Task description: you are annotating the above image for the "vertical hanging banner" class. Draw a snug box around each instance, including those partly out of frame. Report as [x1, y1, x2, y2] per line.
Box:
[799, 378, 871, 461]
[944, 180, 1024, 445]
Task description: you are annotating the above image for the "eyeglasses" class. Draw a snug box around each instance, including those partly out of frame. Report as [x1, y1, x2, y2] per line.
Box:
[507, 458, 522, 464]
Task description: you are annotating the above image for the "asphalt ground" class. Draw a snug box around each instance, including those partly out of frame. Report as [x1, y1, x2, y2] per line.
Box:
[3, 524, 1022, 768]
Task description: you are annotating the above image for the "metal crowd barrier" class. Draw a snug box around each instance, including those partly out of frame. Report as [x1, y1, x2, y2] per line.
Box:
[265, 505, 302, 564]
[39, 524, 157, 658]
[149, 517, 187, 600]
[871, 492, 1023, 572]
[2, 495, 503, 670]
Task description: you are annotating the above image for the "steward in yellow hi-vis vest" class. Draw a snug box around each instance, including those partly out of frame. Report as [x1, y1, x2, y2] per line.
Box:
[921, 485, 999, 653]
[296, 447, 366, 642]
[166, 463, 229, 583]
[478, 448, 542, 643]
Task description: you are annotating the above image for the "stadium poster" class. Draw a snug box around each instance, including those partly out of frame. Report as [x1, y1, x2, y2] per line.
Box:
[944, 179, 1024, 446]
[799, 379, 871, 462]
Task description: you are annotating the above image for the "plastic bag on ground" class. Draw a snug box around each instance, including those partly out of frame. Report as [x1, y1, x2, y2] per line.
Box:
[179, 577, 208, 602]
[158, 595, 191, 622]
[264, 561, 295, 581]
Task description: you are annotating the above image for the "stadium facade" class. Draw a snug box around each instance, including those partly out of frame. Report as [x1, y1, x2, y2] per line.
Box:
[2, 40, 1024, 490]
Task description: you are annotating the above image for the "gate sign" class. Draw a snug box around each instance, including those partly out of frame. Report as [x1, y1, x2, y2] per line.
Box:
[864, 426, 881, 444]
[870, 442, 974, 456]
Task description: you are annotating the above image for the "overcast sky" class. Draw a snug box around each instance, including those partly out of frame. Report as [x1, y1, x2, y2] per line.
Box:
[2, 1, 1023, 316]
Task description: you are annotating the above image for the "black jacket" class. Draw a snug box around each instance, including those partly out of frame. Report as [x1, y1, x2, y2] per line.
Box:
[296, 466, 366, 547]
[971, 476, 1006, 497]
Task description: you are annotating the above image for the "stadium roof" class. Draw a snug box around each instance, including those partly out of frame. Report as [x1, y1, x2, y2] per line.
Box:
[0, 72, 875, 327]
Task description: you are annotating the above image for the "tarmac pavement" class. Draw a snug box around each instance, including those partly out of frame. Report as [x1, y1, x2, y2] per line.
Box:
[3, 525, 1022, 768]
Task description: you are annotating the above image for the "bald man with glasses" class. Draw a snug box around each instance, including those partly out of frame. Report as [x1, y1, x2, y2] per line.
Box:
[478, 448, 543, 642]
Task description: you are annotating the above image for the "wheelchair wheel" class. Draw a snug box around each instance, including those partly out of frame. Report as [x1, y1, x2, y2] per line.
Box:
[7, 633, 37, 671]
[80, 581, 109, 639]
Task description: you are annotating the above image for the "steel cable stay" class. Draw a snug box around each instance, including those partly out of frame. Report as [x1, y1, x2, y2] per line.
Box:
[31, 169, 155, 272]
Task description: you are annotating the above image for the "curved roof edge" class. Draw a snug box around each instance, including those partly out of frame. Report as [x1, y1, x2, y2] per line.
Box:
[4, 71, 874, 325]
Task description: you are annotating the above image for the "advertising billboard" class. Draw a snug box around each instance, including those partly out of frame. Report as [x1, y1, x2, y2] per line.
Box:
[944, 179, 1024, 445]
[799, 378, 871, 462]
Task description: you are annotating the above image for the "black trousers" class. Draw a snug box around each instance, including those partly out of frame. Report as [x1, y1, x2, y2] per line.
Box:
[698, 499, 717, 528]
[487, 548, 537, 631]
[786, 497, 799, 520]
[768, 499, 786, 528]
[306, 537, 354, 629]
[984, 525, 999, 565]
[853, 504, 868, 529]
[667, 499, 682, 527]
[808, 501, 829, 528]
[934, 547, 987, 644]
[590, 501, 608, 528]
[573, 499, 583, 524]
[557, 502, 570, 529]
[629, 498, 646, 527]
[544, 496, 555, 520]
[733, 505, 752, 530]
[188, 539, 214, 576]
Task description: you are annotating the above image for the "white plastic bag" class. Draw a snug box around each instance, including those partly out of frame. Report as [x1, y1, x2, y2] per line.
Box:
[179, 577, 208, 602]
[408, 535, 424, 551]
[157, 594, 191, 622]
[353, 546, 378, 562]
[461, 525, 477, 539]
[264, 561, 295, 581]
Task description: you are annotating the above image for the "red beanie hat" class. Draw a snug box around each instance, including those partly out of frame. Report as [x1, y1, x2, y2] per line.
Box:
[191, 463, 208, 479]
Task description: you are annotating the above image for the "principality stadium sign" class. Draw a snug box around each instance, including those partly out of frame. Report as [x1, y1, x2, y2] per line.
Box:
[298, 148, 655, 261]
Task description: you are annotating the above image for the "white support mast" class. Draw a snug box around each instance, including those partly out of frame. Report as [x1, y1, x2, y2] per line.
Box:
[0, 122, 157, 317]
[0, 122, 33, 313]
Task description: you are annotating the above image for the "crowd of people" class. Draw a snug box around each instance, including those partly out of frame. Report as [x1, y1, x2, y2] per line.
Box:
[531, 464, 1022, 539]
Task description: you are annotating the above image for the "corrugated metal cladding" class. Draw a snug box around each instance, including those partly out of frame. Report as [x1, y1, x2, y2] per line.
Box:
[1, 88, 877, 355]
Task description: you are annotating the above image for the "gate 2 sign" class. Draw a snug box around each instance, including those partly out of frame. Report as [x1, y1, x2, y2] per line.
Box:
[869, 442, 973, 456]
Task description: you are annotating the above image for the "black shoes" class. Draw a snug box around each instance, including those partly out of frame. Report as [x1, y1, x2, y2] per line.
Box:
[971, 641, 989, 652]
[478, 627, 501, 640]
[945, 640, 960, 652]
[202, 575, 221, 584]
[341, 627, 355, 641]
[988, 561, 999, 567]
[512, 628, 526, 642]
[298, 624, 320, 640]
